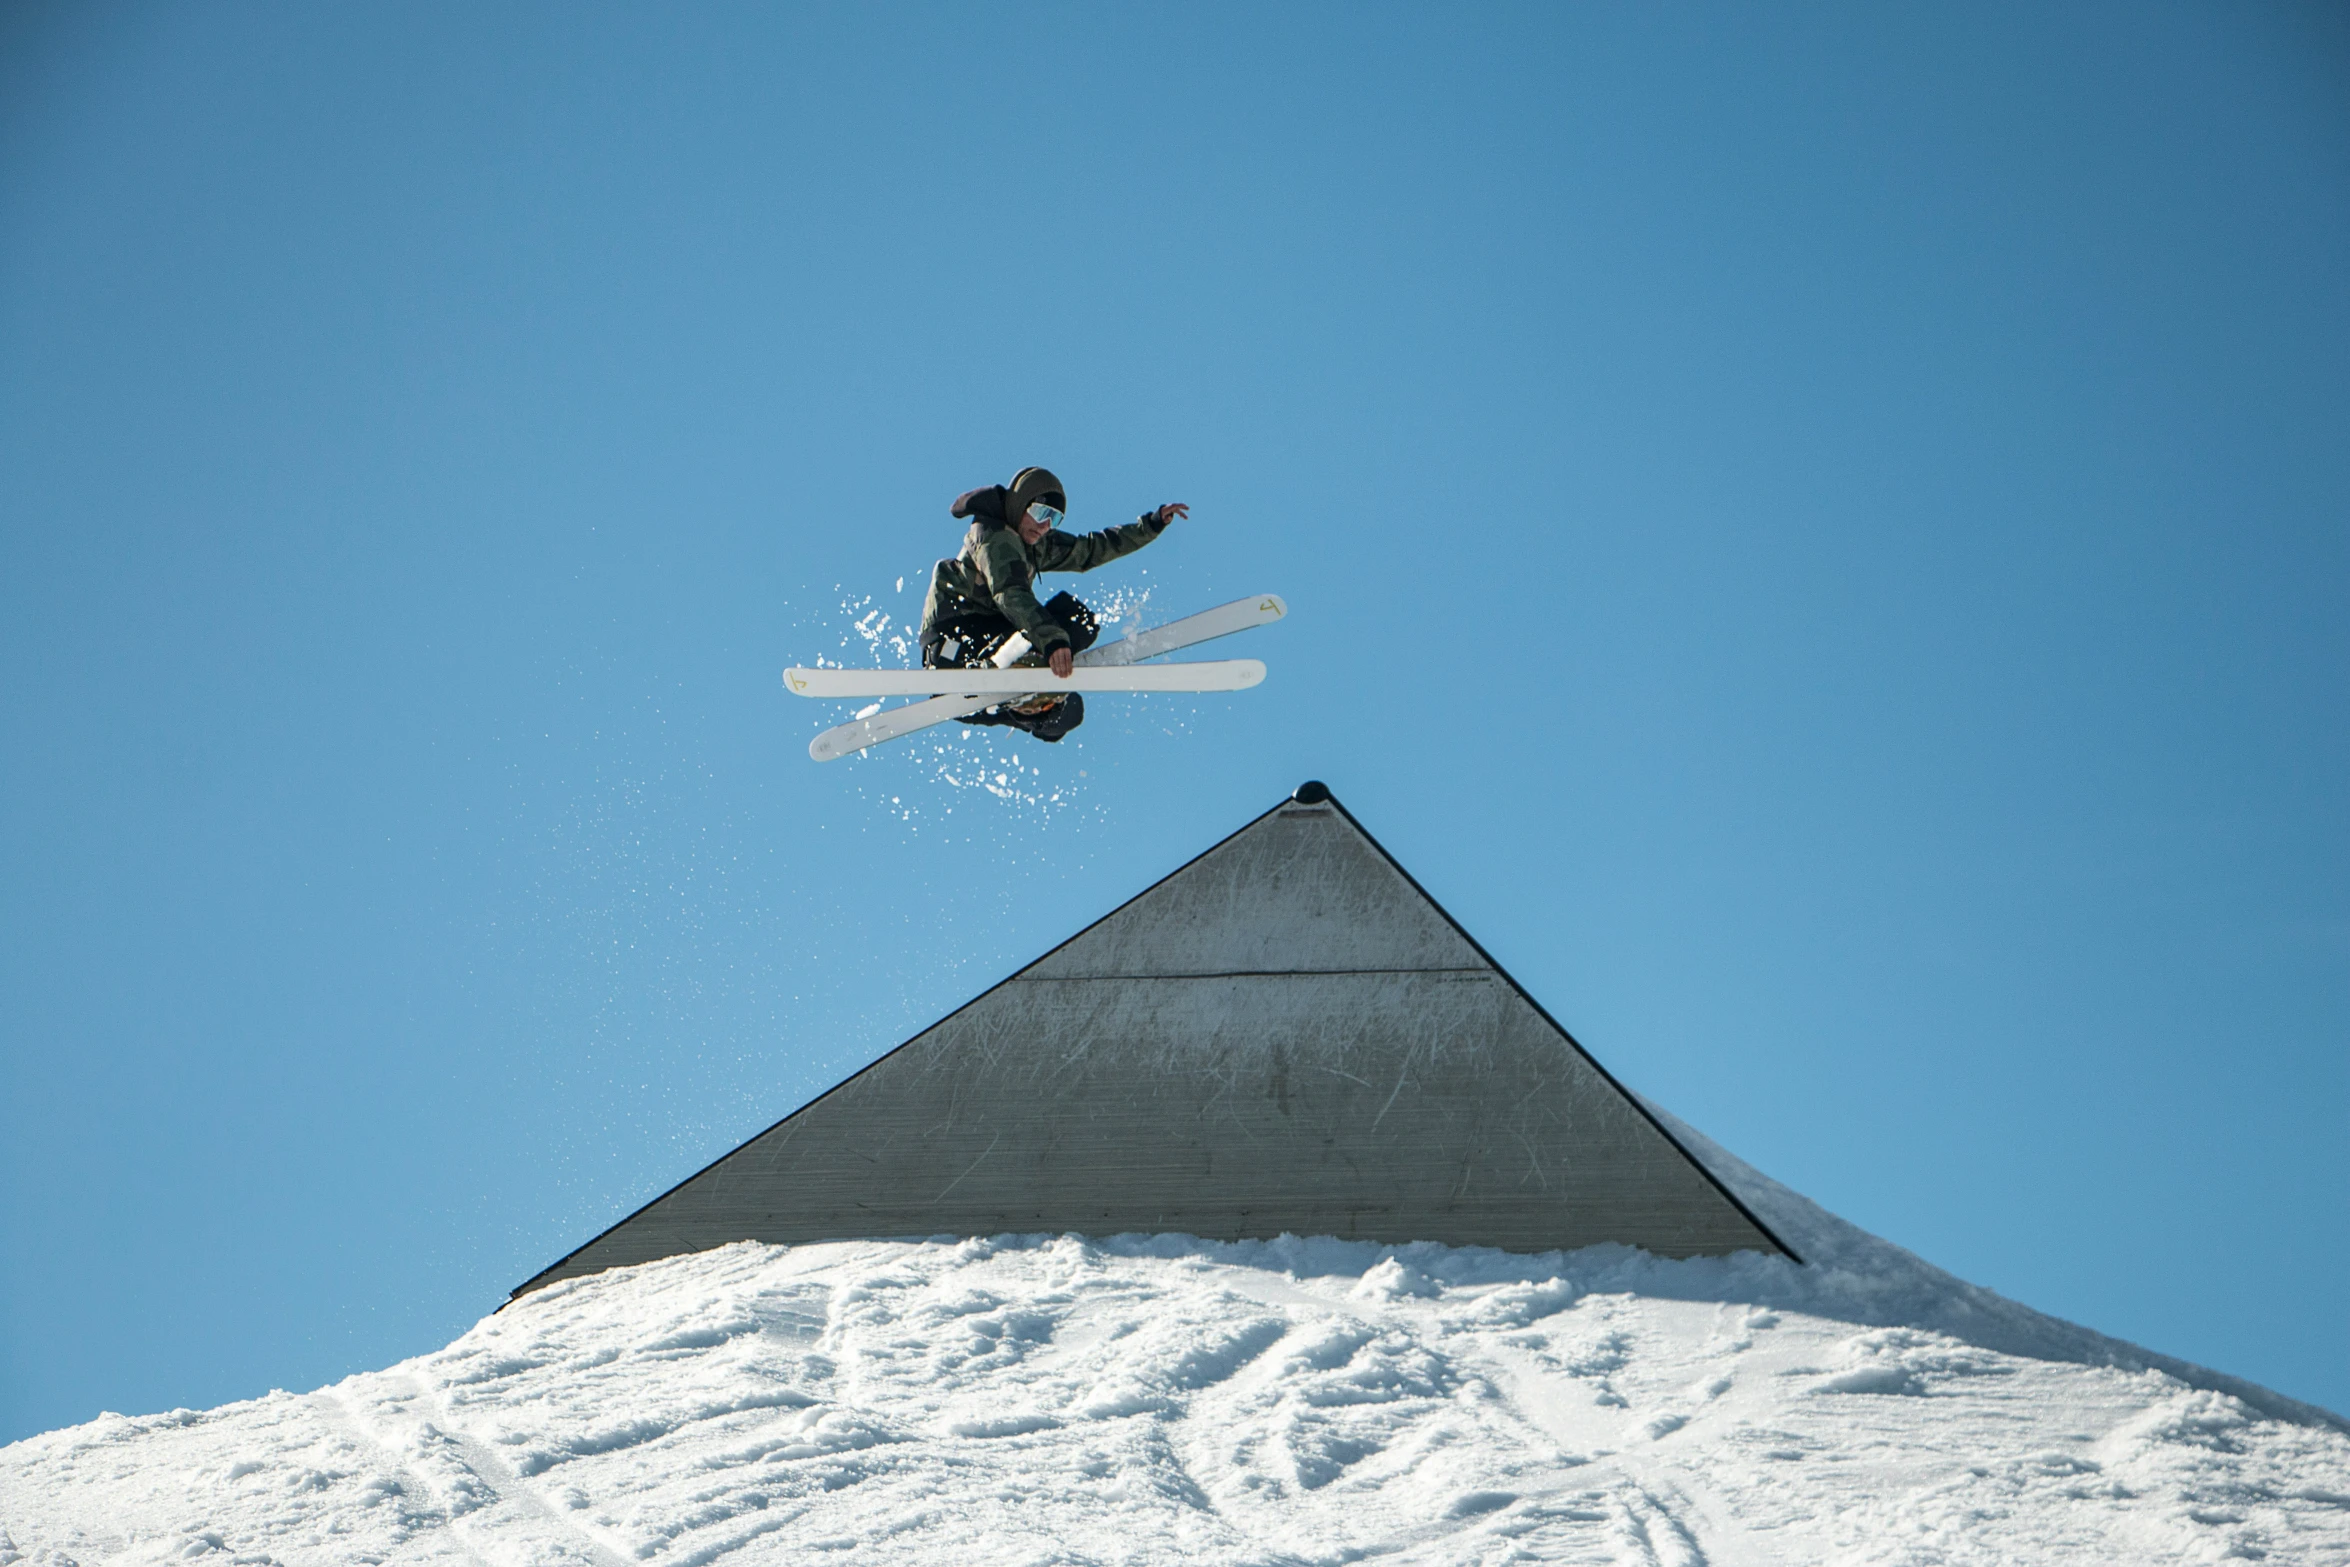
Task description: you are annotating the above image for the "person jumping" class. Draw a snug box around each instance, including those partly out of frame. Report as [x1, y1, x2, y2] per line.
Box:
[917, 466, 1186, 742]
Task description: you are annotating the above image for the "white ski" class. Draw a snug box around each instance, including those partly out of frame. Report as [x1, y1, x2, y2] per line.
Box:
[785, 659, 1263, 700]
[803, 593, 1286, 762]
[1078, 593, 1287, 666]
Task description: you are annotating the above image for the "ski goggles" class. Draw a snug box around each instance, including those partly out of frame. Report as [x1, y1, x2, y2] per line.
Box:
[1025, 501, 1065, 530]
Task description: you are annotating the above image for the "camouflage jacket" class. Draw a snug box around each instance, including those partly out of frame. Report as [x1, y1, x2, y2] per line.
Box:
[922, 493, 1169, 657]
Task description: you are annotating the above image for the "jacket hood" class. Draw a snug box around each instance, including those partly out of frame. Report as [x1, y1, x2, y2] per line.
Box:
[1005, 467, 1066, 521]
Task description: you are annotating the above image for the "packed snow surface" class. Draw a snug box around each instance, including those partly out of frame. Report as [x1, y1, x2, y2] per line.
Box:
[6, 1120, 2345, 1565]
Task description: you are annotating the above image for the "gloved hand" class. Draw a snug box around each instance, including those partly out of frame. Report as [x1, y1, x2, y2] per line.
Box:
[1151, 502, 1189, 528]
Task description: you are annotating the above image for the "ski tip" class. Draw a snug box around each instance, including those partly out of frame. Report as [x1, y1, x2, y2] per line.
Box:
[810, 721, 883, 762]
[1256, 594, 1287, 619]
[783, 668, 818, 696]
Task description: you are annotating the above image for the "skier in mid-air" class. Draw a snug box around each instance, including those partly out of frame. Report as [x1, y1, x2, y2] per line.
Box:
[918, 466, 1187, 742]
[785, 477, 1276, 761]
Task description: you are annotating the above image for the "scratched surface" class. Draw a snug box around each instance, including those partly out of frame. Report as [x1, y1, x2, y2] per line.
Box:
[515, 798, 1783, 1297]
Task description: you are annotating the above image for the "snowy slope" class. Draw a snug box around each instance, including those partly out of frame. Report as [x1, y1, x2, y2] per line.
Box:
[5, 1126, 2346, 1566]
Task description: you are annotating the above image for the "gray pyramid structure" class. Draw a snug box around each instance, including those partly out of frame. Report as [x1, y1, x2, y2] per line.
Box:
[512, 783, 1792, 1299]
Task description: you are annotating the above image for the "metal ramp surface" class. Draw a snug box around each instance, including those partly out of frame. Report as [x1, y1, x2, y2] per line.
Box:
[512, 782, 1791, 1300]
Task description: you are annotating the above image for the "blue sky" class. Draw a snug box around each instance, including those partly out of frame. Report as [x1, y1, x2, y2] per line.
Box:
[2, 2, 2343, 1443]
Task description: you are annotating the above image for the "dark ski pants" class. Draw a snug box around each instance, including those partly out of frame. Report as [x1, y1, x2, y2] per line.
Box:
[920, 592, 1100, 743]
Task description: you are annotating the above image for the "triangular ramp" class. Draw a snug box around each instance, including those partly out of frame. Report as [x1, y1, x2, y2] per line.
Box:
[513, 783, 1791, 1299]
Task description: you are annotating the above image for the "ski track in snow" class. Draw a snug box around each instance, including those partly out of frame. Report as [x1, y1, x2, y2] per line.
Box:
[6, 1124, 2347, 1565]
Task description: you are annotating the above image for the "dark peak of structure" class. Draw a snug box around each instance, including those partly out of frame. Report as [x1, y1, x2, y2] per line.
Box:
[511, 783, 1794, 1301]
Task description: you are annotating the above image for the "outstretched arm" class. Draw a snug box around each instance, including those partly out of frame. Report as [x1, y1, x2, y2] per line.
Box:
[1032, 503, 1187, 573]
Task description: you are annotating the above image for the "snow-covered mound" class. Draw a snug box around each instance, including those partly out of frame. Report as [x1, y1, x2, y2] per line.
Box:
[6, 1129, 2346, 1565]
